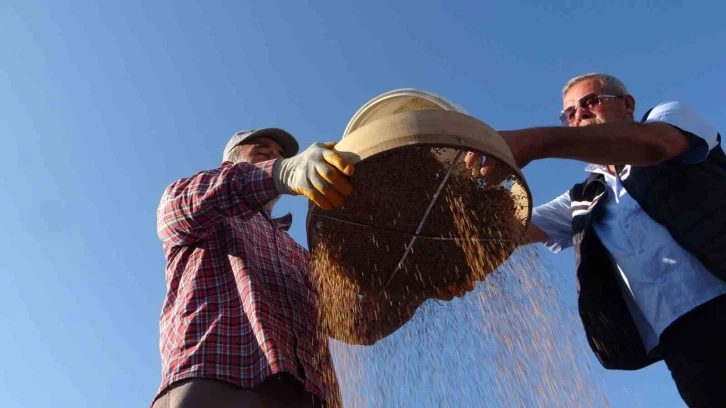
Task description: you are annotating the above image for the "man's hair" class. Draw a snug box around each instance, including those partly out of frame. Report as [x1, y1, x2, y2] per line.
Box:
[224, 145, 243, 163]
[562, 73, 629, 99]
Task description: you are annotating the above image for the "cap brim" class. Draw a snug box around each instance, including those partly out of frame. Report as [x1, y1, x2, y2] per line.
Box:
[245, 128, 300, 158]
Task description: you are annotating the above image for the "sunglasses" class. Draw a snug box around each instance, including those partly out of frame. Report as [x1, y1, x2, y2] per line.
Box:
[559, 93, 622, 125]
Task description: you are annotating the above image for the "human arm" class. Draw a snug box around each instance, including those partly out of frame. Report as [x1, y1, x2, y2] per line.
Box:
[523, 222, 552, 245]
[526, 191, 574, 252]
[157, 161, 281, 247]
[502, 99, 721, 167]
[158, 142, 355, 247]
[464, 121, 686, 186]
[466, 102, 720, 182]
[273, 142, 355, 210]
[498, 120, 690, 169]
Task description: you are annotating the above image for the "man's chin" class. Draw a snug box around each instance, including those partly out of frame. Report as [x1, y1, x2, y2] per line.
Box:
[579, 119, 604, 127]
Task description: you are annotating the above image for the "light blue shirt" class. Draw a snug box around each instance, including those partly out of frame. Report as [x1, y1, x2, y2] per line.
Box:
[532, 101, 725, 352]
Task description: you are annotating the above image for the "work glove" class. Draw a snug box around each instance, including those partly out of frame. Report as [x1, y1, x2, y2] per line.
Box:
[272, 142, 355, 210]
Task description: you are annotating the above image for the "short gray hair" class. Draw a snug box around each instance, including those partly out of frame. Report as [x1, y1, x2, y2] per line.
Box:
[562, 73, 629, 99]
[224, 145, 243, 163]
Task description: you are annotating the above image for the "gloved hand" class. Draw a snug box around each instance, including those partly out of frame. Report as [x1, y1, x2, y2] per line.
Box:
[272, 142, 355, 210]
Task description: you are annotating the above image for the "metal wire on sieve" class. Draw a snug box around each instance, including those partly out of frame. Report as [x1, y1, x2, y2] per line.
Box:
[381, 147, 465, 289]
[312, 214, 516, 242]
[309, 141, 529, 306]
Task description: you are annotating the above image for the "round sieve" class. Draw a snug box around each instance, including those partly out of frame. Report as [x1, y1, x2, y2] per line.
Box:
[308, 91, 532, 345]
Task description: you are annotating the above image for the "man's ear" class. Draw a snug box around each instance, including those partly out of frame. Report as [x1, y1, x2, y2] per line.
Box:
[623, 94, 636, 116]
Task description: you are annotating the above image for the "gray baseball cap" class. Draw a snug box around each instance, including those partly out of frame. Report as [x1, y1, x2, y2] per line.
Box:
[223, 128, 300, 162]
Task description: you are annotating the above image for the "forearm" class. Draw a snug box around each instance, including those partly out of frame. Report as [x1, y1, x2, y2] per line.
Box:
[157, 161, 280, 246]
[522, 223, 551, 246]
[500, 121, 689, 166]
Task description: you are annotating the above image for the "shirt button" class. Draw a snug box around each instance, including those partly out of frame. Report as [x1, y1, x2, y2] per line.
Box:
[624, 223, 630, 229]
[659, 276, 667, 284]
[638, 247, 645, 254]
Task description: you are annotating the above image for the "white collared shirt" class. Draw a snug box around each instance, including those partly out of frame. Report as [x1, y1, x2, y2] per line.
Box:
[531, 101, 725, 351]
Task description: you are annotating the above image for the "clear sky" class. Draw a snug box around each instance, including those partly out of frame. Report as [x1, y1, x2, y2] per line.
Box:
[2, 0, 724, 407]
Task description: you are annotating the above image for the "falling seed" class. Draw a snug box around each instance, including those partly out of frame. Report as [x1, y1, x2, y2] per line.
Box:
[308, 146, 611, 407]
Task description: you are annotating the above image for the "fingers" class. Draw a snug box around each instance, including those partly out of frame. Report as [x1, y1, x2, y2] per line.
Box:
[323, 148, 355, 177]
[298, 188, 334, 211]
[310, 170, 346, 209]
[309, 157, 354, 209]
[479, 159, 513, 188]
[301, 142, 356, 210]
[434, 280, 476, 301]
[465, 151, 483, 178]
[316, 161, 353, 197]
[434, 287, 455, 301]
[464, 151, 481, 168]
[447, 280, 475, 297]
[466, 152, 513, 186]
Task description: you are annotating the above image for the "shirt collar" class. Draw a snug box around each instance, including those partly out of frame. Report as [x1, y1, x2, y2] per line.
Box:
[585, 163, 609, 175]
[584, 163, 632, 179]
[271, 213, 293, 231]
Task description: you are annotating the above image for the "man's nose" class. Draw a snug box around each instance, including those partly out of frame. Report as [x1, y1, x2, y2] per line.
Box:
[573, 107, 594, 126]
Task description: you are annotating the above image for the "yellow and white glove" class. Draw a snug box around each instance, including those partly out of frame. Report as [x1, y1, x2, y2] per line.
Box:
[272, 142, 355, 210]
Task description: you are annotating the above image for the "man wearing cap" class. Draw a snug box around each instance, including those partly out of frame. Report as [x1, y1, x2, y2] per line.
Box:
[467, 72, 725, 407]
[151, 129, 354, 408]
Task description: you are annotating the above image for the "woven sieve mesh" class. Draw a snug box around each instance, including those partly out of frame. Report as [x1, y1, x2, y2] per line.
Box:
[308, 144, 529, 300]
[308, 144, 531, 344]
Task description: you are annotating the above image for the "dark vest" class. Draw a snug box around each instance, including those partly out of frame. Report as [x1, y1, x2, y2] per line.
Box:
[570, 110, 726, 370]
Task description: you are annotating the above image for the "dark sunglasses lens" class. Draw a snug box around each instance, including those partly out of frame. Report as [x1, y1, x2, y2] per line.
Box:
[560, 108, 574, 125]
[583, 94, 600, 108]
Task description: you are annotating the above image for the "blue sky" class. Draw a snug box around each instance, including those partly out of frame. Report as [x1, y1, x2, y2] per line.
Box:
[2, 0, 724, 407]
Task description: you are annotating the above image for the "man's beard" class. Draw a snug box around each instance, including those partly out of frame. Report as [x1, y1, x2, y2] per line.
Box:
[579, 117, 605, 127]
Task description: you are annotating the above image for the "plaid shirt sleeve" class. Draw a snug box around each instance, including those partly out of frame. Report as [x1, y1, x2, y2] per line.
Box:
[157, 160, 280, 246]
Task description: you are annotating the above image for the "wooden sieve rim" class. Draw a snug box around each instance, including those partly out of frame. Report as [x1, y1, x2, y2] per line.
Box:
[334, 109, 520, 174]
[306, 109, 533, 235]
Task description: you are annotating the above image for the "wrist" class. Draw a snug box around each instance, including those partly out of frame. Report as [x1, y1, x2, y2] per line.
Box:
[500, 129, 540, 168]
[516, 126, 570, 165]
[271, 158, 291, 195]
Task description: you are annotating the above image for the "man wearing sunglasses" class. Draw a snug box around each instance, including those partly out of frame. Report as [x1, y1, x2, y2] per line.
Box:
[467, 73, 725, 407]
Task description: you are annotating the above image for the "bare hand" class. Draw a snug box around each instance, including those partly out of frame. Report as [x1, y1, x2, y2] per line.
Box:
[464, 132, 531, 187]
[464, 152, 515, 187]
[433, 279, 476, 301]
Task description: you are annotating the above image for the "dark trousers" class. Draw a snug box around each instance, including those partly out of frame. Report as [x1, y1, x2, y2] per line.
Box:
[151, 372, 324, 408]
[659, 294, 726, 408]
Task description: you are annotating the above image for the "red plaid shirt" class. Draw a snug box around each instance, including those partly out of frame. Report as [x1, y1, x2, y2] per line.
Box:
[153, 160, 339, 405]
